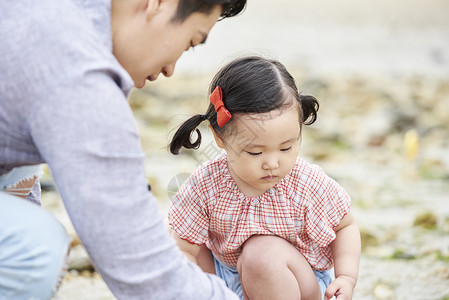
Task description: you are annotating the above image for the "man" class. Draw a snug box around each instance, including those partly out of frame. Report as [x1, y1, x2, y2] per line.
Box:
[0, 0, 246, 299]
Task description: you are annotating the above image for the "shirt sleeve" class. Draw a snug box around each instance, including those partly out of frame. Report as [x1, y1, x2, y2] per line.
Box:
[304, 165, 351, 248]
[169, 170, 210, 245]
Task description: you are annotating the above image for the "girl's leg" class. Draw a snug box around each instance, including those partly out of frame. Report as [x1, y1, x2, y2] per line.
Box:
[0, 192, 71, 300]
[237, 235, 320, 300]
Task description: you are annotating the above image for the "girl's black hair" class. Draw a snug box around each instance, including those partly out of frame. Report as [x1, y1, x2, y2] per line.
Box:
[173, 0, 246, 23]
[170, 56, 319, 155]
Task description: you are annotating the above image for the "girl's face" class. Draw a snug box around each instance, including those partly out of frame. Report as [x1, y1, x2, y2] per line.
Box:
[214, 106, 301, 197]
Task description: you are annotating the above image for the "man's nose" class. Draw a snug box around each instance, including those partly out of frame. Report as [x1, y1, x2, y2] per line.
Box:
[162, 64, 175, 78]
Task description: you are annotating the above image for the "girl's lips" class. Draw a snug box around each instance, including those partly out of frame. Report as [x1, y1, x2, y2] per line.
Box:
[262, 175, 276, 181]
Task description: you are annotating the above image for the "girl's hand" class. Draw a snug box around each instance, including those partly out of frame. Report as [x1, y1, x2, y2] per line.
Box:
[324, 275, 356, 300]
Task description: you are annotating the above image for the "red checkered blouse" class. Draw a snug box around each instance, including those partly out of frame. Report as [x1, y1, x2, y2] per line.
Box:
[168, 155, 351, 270]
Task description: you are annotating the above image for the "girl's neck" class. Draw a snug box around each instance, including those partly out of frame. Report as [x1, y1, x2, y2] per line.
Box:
[227, 161, 269, 198]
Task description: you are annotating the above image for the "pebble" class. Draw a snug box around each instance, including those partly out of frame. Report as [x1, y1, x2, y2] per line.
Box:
[374, 283, 395, 299]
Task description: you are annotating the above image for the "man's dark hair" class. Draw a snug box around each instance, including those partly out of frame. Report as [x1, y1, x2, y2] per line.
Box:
[173, 0, 246, 22]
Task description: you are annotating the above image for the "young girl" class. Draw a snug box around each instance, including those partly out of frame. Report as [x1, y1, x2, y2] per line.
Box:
[168, 56, 360, 300]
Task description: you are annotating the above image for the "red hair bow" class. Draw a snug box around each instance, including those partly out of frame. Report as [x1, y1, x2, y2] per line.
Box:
[209, 86, 232, 127]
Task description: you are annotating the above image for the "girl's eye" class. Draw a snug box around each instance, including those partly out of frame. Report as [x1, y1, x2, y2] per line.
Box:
[281, 147, 292, 152]
[247, 151, 262, 156]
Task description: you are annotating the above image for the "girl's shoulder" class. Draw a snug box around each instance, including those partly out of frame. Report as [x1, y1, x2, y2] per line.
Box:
[282, 157, 337, 193]
[289, 157, 327, 179]
[287, 157, 348, 197]
[188, 154, 230, 188]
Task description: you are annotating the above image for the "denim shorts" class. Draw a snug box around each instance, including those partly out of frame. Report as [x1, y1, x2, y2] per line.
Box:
[213, 253, 334, 300]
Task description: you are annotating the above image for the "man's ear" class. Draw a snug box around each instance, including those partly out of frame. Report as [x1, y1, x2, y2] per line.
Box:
[209, 124, 225, 149]
[145, 0, 162, 21]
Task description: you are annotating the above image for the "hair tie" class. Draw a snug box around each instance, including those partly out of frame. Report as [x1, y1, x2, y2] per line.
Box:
[201, 114, 207, 121]
[209, 86, 232, 127]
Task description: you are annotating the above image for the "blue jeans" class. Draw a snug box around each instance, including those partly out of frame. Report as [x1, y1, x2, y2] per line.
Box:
[0, 166, 71, 299]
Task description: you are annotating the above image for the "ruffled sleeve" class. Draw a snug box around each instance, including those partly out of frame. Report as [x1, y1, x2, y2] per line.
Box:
[304, 165, 351, 248]
[168, 170, 210, 245]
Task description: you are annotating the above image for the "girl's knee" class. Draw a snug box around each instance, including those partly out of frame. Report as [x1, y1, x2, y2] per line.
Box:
[237, 235, 315, 280]
[238, 235, 267, 268]
[237, 235, 291, 273]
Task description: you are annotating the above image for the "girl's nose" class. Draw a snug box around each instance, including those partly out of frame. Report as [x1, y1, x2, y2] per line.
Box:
[162, 64, 175, 78]
[262, 156, 279, 170]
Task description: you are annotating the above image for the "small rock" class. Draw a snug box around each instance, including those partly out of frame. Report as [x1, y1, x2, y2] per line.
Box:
[374, 283, 395, 299]
[413, 211, 438, 230]
[360, 229, 379, 251]
[391, 248, 416, 260]
[68, 245, 93, 272]
[80, 270, 93, 277]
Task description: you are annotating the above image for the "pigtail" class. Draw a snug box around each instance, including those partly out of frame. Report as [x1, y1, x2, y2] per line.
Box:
[300, 94, 319, 125]
[169, 114, 207, 155]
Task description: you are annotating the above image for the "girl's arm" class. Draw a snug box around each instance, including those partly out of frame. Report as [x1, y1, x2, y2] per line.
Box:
[171, 232, 216, 274]
[325, 210, 361, 300]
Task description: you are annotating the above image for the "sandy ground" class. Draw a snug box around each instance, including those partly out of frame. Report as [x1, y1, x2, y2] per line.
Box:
[50, 0, 449, 299]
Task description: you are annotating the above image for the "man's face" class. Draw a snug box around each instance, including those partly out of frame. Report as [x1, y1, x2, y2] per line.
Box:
[112, 0, 222, 88]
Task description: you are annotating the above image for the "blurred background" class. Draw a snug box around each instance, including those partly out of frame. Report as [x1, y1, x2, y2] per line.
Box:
[51, 0, 449, 299]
